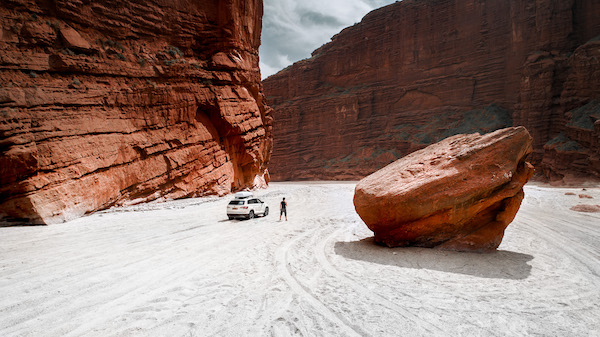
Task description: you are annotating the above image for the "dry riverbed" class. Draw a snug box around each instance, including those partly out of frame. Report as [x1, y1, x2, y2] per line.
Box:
[1, 182, 599, 336]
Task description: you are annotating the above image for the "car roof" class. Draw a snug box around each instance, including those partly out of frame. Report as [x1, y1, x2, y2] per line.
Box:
[234, 191, 253, 199]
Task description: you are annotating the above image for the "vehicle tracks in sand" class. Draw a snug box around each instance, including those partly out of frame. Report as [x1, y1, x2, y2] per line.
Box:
[275, 227, 366, 337]
[2, 183, 599, 336]
[314, 225, 448, 335]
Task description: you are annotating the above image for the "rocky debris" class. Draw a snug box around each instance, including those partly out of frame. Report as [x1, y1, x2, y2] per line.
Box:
[565, 192, 576, 196]
[0, 0, 272, 224]
[353, 127, 534, 252]
[264, 0, 600, 182]
[570, 204, 600, 212]
[579, 194, 594, 199]
[59, 26, 92, 51]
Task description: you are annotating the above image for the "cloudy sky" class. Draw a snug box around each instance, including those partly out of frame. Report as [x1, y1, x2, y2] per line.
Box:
[259, 0, 397, 79]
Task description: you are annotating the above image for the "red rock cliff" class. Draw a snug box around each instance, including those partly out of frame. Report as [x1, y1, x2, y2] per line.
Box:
[264, 0, 600, 182]
[0, 0, 273, 224]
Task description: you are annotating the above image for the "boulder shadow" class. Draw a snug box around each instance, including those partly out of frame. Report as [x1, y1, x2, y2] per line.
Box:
[334, 237, 533, 280]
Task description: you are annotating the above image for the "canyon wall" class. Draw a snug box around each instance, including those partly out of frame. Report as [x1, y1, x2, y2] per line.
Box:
[264, 0, 600, 182]
[0, 0, 273, 224]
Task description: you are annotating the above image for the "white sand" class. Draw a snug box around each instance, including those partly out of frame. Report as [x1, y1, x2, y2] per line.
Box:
[1, 182, 599, 336]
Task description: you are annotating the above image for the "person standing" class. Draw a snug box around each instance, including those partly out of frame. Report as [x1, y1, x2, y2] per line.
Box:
[280, 197, 287, 221]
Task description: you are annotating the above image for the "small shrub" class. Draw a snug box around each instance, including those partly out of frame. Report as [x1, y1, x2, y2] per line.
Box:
[558, 140, 584, 152]
[546, 133, 568, 146]
[115, 53, 126, 61]
[567, 100, 600, 130]
[99, 38, 125, 51]
[146, 79, 157, 89]
[163, 59, 178, 66]
[546, 133, 584, 152]
[46, 20, 60, 30]
[103, 38, 114, 48]
[167, 45, 183, 58]
[416, 133, 433, 144]
[137, 57, 147, 67]
[28, 71, 37, 78]
[71, 78, 81, 87]
[155, 51, 167, 60]
[60, 48, 76, 56]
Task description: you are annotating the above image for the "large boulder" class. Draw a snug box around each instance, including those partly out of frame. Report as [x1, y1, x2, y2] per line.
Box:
[353, 127, 534, 252]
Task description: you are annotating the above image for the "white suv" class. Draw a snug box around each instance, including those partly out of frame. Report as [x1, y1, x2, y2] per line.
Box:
[227, 192, 269, 220]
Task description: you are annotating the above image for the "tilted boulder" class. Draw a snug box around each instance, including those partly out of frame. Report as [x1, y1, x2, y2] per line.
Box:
[353, 127, 534, 252]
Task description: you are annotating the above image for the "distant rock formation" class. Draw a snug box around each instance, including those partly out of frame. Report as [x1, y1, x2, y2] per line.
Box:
[353, 127, 534, 252]
[0, 0, 273, 224]
[264, 0, 600, 183]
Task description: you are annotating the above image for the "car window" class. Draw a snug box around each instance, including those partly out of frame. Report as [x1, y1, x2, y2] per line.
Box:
[229, 200, 244, 205]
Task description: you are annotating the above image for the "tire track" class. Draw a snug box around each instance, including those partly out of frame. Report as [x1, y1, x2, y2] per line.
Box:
[275, 227, 364, 337]
[517, 213, 600, 279]
[313, 225, 449, 335]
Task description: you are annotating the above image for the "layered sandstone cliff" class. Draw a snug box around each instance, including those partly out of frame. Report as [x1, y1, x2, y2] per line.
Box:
[264, 0, 600, 182]
[0, 0, 273, 224]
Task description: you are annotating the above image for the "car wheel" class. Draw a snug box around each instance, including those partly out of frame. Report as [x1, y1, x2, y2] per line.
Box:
[228, 216, 233, 220]
[263, 207, 269, 216]
[247, 210, 255, 219]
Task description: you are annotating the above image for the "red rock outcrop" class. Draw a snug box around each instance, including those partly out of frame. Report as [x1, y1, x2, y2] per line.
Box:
[570, 204, 600, 213]
[353, 127, 534, 252]
[0, 0, 273, 224]
[537, 38, 600, 182]
[263, 0, 600, 182]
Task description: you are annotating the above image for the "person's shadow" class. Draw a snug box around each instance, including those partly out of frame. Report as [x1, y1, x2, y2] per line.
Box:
[334, 237, 533, 280]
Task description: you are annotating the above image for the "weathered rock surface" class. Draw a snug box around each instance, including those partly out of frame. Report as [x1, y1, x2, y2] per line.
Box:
[570, 204, 600, 213]
[0, 0, 272, 224]
[353, 127, 534, 252]
[538, 38, 600, 182]
[264, 0, 600, 182]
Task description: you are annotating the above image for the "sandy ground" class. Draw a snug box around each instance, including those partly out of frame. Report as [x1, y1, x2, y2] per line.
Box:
[1, 182, 599, 337]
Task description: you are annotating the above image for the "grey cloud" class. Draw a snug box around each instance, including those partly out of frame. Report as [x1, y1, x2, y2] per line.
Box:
[299, 11, 344, 27]
[259, 0, 397, 79]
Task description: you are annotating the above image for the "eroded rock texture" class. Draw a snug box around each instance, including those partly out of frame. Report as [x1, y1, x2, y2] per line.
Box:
[264, 0, 600, 182]
[353, 127, 534, 252]
[0, 0, 273, 224]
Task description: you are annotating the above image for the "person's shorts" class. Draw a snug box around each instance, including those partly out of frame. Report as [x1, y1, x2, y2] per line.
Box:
[280, 208, 287, 216]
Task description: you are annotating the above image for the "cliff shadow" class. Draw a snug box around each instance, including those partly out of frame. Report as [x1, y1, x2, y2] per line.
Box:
[0, 222, 47, 228]
[334, 237, 533, 280]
